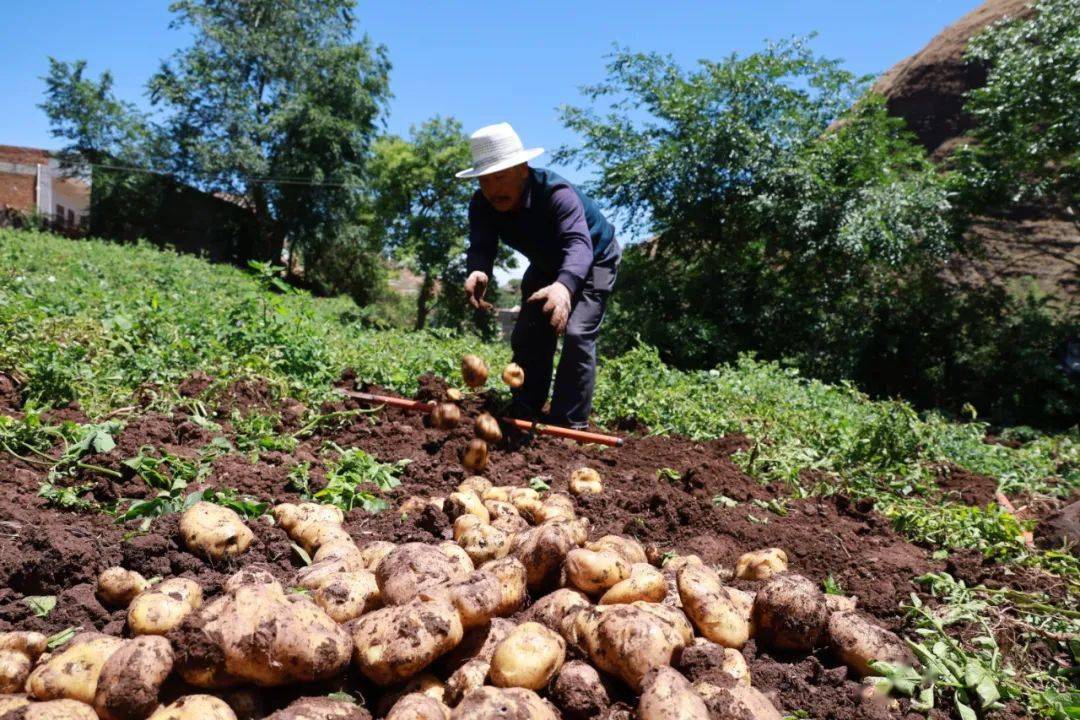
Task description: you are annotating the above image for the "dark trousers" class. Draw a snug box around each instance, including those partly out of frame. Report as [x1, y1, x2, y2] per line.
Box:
[510, 241, 620, 428]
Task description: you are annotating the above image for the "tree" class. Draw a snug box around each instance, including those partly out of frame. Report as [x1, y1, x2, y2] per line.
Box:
[147, 0, 391, 267]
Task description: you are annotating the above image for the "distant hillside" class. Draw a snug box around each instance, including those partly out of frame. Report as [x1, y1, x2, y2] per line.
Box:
[873, 0, 1077, 301]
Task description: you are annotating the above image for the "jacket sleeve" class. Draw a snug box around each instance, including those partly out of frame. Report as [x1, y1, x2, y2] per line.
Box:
[465, 192, 498, 277]
[549, 187, 593, 296]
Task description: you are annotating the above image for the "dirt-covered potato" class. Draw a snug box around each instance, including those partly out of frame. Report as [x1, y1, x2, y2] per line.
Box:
[444, 658, 489, 707]
[638, 666, 710, 720]
[377, 543, 468, 605]
[752, 573, 829, 652]
[675, 638, 750, 687]
[600, 563, 667, 605]
[507, 487, 543, 521]
[676, 563, 752, 648]
[568, 468, 603, 496]
[373, 673, 445, 716]
[632, 602, 695, 646]
[129, 578, 203, 636]
[490, 622, 566, 691]
[179, 501, 253, 560]
[487, 505, 529, 535]
[702, 684, 782, 720]
[824, 594, 858, 614]
[0, 632, 47, 694]
[386, 693, 449, 720]
[459, 476, 492, 496]
[461, 354, 489, 388]
[586, 535, 648, 565]
[501, 363, 525, 389]
[451, 687, 557, 720]
[273, 502, 344, 531]
[312, 539, 361, 564]
[564, 548, 631, 595]
[265, 696, 372, 720]
[295, 554, 367, 592]
[350, 598, 464, 685]
[358, 541, 397, 571]
[441, 618, 515, 671]
[174, 582, 352, 687]
[0, 695, 28, 714]
[444, 491, 490, 524]
[223, 566, 279, 593]
[533, 494, 576, 524]
[474, 414, 502, 444]
[511, 520, 587, 590]
[573, 604, 689, 691]
[461, 439, 489, 473]
[734, 548, 788, 581]
[438, 541, 476, 576]
[827, 610, 914, 677]
[147, 695, 237, 720]
[95, 567, 150, 608]
[26, 633, 125, 705]
[313, 570, 382, 623]
[419, 570, 503, 629]
[456, 521, 514, 566]
[432, 402, 462, 430]
[526, 588, 591, 631]
[92, 636, 173, 720]
[19, 699, 101, 719]
[550, 660, 610, 720]
[481, 486, 510, 503]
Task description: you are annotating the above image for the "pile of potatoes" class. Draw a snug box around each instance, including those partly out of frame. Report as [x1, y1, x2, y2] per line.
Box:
[0, 465, 914, 719]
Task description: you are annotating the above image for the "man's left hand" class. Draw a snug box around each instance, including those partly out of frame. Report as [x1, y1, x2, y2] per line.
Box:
[528, 281, 572, 334]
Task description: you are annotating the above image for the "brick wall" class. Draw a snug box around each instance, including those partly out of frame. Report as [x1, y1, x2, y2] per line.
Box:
[0, 172, 35, 211]
[0, 146, 51, 165]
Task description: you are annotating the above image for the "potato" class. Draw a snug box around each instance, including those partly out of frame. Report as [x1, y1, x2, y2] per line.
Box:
[386, 693, 449, 720]
[273, 503, 344, 532]
[631, 602, 695, 646]
[179, 502, 253, 561]
[400, 496, 431, 515]
[444, 658, 489, 707]
[752, 573, 829, 652]
[676, 563, 752, 648]
[586, 535, 648, 565]
[21, 699, 100, 720]
[95, 567, 150, 608]
[441, 618, 515, 671]
[377, 543, 467, 605]
[93, 636, 173, 720]
[639, 666, 710, 720]
[372, 672, 446, 716]
[451, 687, 556, 720]
[0, 632, 47, 694]
[660, 554, 703, 608]
[507, 487, 543, 521]
[501, 363, 525, 389]
[314, 570, 382, 623]
[533, 494, 576, 524]
[438, 541, 476, 576]
[600, 563, 666, 605]
[480, 486, 510, 503]
[461, 355, 489, 388]
[490, 622, 566, 691]
[444, 491, 490, 524]
[174, 583, 352, 687]
[294, 523, 353, 556]
[734, 548, 788, 581]
[265, 696, 371, 719]
[223, 566, 279, 593]
[432, 402, 462, 430]
[526, 588, 591, 631]
[419, 570, 503, 629]
[350, 598, 464, 685]
[479, 557, 528, 617]
[485, 502, 529, 534]
[824, 594, 858, 614]
[564, 548, 630, 595]
[0, 695, 29, 713]
[312, 539, 361, 564]
[474, 414, 502, 444]
[26, 633, 125, 704]
[575, 604, 688, 691]
[459, 476, 492, 495]
[147, 695, 237, 720]
[295, 554, 367, 591]
[358, 540, 397, 571]
[461, 439, 488, 473]
[456, 522, 514, 566]
[676, 638, 750, 687]
[128, 578, 203, 636]
[827, 610, 914, 677]
[702, 685, 782, 720]
[569, 467, 603, 496]
[550, 660, 609, 720]
[511, 520, 587, 590]
[446, 388, 464, 402]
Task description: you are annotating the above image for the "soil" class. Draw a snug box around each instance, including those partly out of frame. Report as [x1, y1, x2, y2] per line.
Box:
[934, 463, 999, 507]
[0, 371, 1035, 720]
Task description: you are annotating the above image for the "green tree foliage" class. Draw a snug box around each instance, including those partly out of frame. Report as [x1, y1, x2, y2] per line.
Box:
[957, 0, 1079, 210]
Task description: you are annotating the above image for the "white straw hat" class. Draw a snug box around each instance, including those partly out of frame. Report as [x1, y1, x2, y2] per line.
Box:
[455, 122, 544, 179]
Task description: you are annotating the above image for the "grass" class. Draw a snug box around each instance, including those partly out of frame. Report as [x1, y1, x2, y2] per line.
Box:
[2, 228, 1077, 717]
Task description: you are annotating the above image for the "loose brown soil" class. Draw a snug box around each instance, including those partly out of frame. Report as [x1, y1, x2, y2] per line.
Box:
[0, 372, 1024, 720]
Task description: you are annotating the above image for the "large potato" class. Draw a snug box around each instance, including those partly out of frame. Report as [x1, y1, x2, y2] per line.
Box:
[451, 687, 557, 720]
[586, 535, 648, 565]
[26, 633, 125, 704]
[93, 636, 174, 720]
[484, 501, 529, 534]
[223, 566, 279, 593]
[456, 522, 514, 566]
[295, 554, 367, 592]
[95, 567, 150, 608]
[272, 502, 343, 532]
[444, 492, 490, 524]
[444, 658, 490, 706]
[568, 468, 603, 496]
[459, 476, 493, 496]
[313, 570, 382, 623]
[827, 610, 914, 677]
[676, 563, 752, 648]
[358, 541, 397, 571]
[419, 570, 503, 629]
[147, 695, 237, 720]
[478, 557, 528, 616]
[676, 638, 750, 687]
[386, 693, 449, 720]
[0, 632, 47, 694]
[526, 589, 590, 631]
[489, 622, 566, 691]
[438, 542, 476, 576]
[20, 699, 100, 719]
[734, 548, 788, 581]
[632, 602, 695, 646]
[752, 573, 829, 652]
[533, 494, 576, 524]
[265, 696, 372, 719]
[600, 563, 666, 605]
[564, 548, 630, 595]
[638, 666, 710, 720]
[377, 543, 468, 605]
[576, 605, 688, 691]
[180, 502, 253, 560]
[350, 598, 464, 685]
[128, 578, 203, 636]
[550, 660, 610, 720]
[702, 685, 782, 720]
[511, 520, 587, 590]
[660, 555, 704, 608]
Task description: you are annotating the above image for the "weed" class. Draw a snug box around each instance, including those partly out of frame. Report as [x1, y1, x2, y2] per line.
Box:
[314, 443, 409, 513]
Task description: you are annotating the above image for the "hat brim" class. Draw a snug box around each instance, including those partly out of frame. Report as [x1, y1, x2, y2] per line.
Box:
[455, 147, 544, 179]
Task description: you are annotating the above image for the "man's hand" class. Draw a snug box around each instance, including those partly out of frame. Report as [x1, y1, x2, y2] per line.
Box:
[464, 271, 492, 311]
[528, 281, 572, 334]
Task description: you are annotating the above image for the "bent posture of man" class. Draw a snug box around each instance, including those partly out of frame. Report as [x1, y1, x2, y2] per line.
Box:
[457, 122, 620, 430]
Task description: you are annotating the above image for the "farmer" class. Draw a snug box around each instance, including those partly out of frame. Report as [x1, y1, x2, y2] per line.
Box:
[457, 122, 621, 430]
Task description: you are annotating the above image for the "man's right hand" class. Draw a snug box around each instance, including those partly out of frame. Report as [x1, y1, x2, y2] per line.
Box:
[464, 271, 492, 311]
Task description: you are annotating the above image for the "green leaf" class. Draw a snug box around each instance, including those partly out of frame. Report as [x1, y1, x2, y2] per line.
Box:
[25, 595, 57, 617]
[529, 476, 551, 492]
[955, 697, 978, 720]
[45, 626, 79, 650]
